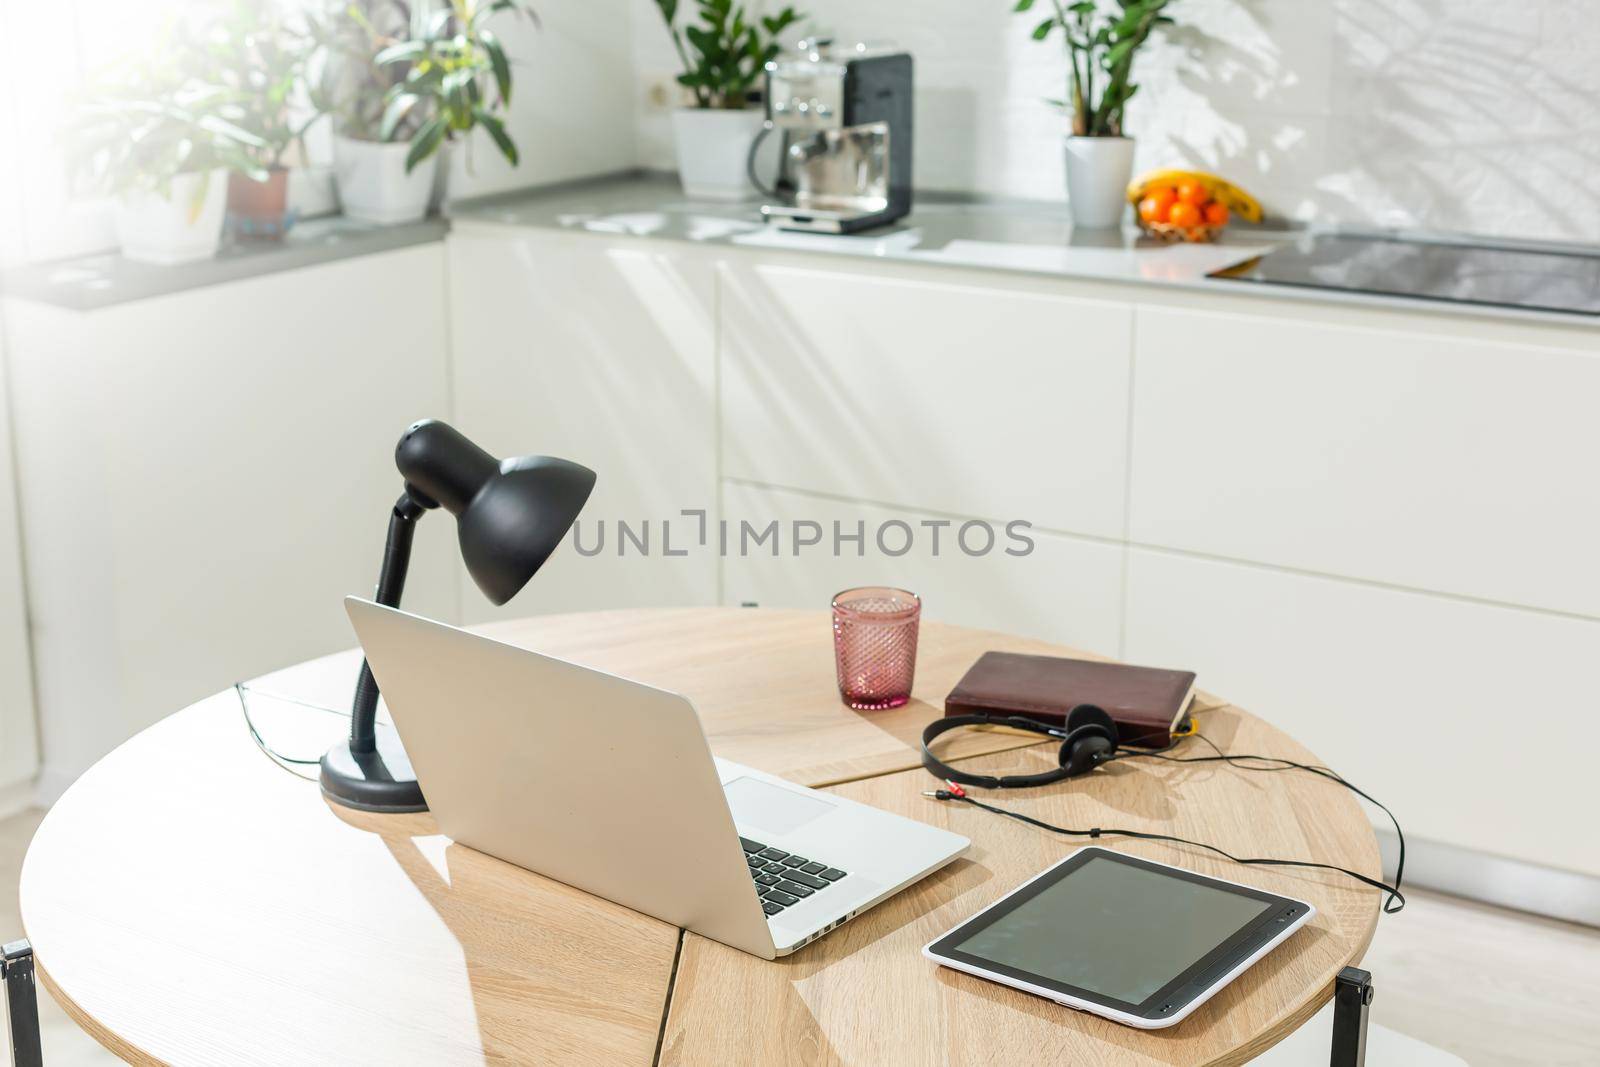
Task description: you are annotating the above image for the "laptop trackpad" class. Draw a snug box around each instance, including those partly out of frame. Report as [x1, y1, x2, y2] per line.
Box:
[724, 776, 835, 835]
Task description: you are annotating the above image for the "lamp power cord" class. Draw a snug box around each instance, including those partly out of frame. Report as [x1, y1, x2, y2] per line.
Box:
[236, 682, 348, 782]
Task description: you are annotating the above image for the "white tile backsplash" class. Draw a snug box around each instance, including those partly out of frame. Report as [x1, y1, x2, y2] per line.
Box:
[627, 0, 1600, 243]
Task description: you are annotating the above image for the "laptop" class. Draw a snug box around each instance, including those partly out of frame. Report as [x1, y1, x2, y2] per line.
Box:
[345, 598, 970, 959]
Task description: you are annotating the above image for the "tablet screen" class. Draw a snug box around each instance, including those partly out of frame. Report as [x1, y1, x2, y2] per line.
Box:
[951, 853, 1276, 1005]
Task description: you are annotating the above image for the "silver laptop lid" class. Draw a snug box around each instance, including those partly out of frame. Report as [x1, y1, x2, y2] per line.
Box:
[344, 598, 777, 957]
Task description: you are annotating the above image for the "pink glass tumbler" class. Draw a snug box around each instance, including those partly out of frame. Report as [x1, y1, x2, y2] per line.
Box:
[831, 587, 921, 710]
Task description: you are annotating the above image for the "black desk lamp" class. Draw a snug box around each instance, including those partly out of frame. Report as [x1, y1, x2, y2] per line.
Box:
[320, 419, 596, 813]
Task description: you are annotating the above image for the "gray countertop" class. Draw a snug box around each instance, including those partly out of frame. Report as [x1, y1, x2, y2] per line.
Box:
[1, 215, 448, 312]
[450, 172, 1281, 289]
[450, 173, 1599, 328]
[10, 171, 1596, 328]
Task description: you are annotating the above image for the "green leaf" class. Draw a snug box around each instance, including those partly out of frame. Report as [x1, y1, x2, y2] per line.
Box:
[473, 107, 517, 165]
[442, 68, 476, 117]
[185, 167, 212, 224]
[380, 92, 421, 141]
[375, 40, 427, 66]
[425, 7, 454, 40]
[1032, 17, 1056, 40]
[480, 28, 512, 103]
[1014, 0, 1035, 10]
[406, 115, 447, 172]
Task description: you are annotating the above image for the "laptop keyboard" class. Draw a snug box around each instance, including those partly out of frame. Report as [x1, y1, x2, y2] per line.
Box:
[740, 837, 849, 918]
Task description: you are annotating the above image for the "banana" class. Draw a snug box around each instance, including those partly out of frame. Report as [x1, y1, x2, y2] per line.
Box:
[1127, 169, 1263, 223]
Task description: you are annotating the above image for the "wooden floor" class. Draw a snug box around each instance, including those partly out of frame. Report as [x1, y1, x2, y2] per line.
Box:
[4, 805, 1597, 1066]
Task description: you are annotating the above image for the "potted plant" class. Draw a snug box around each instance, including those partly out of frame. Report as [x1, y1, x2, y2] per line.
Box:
[307, 1, 438, 224]
[653, 0, 801, 201]
[310, 0, 532, 221]
[68, 32, 267, 265]
[1016, 0, 1176, 228]
[202, 0, 318, 239]
[369, 0, 538, 201]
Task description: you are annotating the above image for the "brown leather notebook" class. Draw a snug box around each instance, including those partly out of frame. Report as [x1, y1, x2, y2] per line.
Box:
[944, 651, 1197, 748]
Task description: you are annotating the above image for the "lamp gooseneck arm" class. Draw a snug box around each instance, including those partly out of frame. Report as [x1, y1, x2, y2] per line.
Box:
[348, 491, 431, 753]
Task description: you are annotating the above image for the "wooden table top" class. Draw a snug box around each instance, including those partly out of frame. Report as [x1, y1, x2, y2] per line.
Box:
[19, 608, 1377, 1066]
[662, 712, 1382, 1067]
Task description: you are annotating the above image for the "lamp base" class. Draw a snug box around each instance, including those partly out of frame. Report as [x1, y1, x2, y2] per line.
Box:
[319, 722, 428, 813]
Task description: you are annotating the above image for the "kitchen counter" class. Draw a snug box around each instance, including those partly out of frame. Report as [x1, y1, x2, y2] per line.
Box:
[450, 170, 1278, 287]
[12, 170, 1596, 326]
[451, 172, 1599, 328]
[1, 215, 448, 311]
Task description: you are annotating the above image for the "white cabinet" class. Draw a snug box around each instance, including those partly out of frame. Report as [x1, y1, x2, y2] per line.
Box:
[1130, 305, 1600, 619]
[10, 214, 1597, 882]
[720, 260, 1133, 540]
[447, 227, 719, 620]
[1123, 546, 1600, 878]
[0, 328, 37, 806]
[3, 245, 458, 795]
[721, 481, 1125, 656]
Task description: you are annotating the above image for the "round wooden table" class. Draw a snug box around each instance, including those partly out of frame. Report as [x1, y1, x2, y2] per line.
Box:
[20, 609, 1381, 1065]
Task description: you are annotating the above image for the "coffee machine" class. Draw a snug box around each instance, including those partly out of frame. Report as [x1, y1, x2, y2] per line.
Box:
[751, 40, 913, 234]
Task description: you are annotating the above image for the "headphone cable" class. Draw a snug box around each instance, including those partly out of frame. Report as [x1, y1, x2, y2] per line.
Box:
[925, 729, 1406, 914]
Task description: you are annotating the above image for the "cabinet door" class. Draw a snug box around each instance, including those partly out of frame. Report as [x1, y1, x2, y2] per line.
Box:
[1124, 546, 1600, 878]
[720, 261, 1133, 540]
[721, 481, 1124, 656]
[1131, 305, 1600, 618]
[448, 228, 719, 619]
[4, 245, 458, 794]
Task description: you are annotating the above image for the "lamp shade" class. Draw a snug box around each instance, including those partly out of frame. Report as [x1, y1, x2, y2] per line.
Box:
[395, 420, 596, 605]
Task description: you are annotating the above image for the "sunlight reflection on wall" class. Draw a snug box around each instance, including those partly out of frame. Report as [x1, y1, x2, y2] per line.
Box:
[631, 0, 1600, 242]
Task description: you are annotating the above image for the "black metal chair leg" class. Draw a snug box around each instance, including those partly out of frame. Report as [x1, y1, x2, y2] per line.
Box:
[3, 939, 42, 1067]
[1330, 966, 1373, 1067]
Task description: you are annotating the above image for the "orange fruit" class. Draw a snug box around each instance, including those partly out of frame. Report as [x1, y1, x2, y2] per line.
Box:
[1168, 201, 1202, 228]
[1175, 181, 1209, 207]
[1202, 201, 1229, 226]
[1138, 188, 1175, 224]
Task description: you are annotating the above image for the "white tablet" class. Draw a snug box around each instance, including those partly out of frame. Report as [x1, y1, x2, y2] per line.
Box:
[923, 846, 1315, 1029]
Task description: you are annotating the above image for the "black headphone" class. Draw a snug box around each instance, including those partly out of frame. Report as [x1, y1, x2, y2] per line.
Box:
[921, 705, 1120, 789]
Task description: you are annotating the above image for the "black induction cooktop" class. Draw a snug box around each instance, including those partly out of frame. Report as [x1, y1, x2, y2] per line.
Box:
[1210, 234, 1600, 317]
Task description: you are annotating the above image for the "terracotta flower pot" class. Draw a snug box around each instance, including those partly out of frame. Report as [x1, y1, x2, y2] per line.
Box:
[227, 167, 296, 240]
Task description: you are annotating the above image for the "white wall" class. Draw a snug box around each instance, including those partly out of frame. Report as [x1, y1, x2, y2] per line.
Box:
[444, 0, 640, 201]
[628, 0, 1600, 244]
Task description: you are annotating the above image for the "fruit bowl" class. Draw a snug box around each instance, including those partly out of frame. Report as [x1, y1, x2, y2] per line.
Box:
[1138, 220, 1226, 244]
[1127, 170, 1261, 245]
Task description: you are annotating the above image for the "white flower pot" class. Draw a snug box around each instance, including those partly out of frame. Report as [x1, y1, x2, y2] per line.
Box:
[671, 108, 766, 201]
[333, 135, 439, 225]
[113, 169, 228, 265]
[1063, 135, 1136, 229]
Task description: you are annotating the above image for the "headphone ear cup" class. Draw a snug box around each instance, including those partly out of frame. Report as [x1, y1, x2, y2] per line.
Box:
[1065, 703, 1117, 737]
[1056, 704, 1119, 778]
